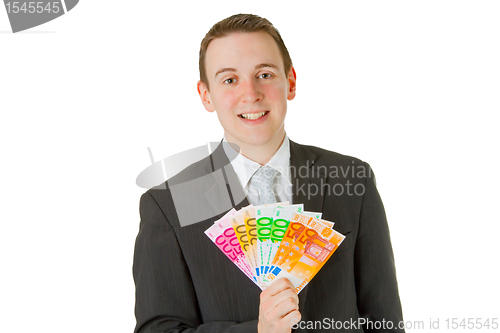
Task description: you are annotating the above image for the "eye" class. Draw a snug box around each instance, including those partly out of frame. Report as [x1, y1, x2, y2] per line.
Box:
[223, 78, 236, 84]
[259, 73, 273, 79]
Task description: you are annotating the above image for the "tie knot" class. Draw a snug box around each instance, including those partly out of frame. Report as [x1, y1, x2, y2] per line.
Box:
[252, 166, 279, 188]
[251, 166, 279, 205]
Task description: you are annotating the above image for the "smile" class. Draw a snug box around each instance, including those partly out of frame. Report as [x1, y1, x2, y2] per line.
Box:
[238, 111, 268, 120]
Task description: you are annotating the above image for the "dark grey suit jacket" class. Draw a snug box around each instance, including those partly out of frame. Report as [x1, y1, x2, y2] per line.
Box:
[133, 140, 405, 332]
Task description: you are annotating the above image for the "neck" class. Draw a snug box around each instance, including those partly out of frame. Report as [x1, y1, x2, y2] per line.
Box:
[226, 130, 286, 165]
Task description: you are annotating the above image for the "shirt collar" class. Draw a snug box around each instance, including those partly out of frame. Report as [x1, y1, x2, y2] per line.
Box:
[223, 135, 291, 189]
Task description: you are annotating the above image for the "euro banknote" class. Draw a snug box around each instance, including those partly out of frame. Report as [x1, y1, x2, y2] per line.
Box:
[205, 204, 345, 292]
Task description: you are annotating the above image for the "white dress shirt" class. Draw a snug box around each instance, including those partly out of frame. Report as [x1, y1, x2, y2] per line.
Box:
[223, 135, 293, 205]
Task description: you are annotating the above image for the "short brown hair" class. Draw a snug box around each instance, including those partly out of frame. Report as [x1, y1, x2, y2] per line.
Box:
[199, 14, 293, 90]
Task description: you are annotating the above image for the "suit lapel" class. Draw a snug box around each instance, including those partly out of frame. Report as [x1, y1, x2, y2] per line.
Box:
[289, 140, 329, 313]
[289, 140, 327, 213]
[203, 142, 249, 216]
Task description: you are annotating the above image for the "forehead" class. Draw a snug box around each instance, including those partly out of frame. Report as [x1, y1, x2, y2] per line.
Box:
[205, 31, 285, 76]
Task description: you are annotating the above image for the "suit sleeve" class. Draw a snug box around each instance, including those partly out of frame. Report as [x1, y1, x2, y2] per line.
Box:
[354, 164, 405, 333]
[133, 192, 259, 333]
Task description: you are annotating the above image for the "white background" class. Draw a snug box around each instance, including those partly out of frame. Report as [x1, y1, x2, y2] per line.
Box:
[1, 1, 499, 332]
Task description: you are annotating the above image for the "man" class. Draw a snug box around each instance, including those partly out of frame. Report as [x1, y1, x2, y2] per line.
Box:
[133, 14, 405, 333]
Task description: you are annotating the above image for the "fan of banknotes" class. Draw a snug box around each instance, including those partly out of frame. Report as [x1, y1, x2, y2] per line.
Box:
[205, 202, 345, 293]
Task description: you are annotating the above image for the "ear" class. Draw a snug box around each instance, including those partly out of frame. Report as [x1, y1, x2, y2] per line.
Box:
[286, 67, 297, 101]
[197, 80, 215, 112]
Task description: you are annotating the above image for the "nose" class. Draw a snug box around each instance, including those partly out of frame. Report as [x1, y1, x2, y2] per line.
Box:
[240, 79, 262, 103]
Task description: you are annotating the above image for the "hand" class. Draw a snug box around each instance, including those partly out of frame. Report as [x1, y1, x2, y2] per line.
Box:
[258, 278, 301, 333]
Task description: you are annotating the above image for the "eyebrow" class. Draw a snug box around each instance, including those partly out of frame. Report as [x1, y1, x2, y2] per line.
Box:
[215, 67, 236, 78]
[255, 63, 278, 70]
[214, 63, 279, 78]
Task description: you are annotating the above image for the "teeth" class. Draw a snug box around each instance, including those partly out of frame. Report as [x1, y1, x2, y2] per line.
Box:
[240, 112, 267, 120]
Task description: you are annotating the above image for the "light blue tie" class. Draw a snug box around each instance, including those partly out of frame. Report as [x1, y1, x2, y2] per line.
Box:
[251, 166, 279, 205]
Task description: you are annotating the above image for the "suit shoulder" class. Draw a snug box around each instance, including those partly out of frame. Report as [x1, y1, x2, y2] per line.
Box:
[294, 142, 369, 168]
[142, 154, 210, 200]
[301, 144, 378, 186]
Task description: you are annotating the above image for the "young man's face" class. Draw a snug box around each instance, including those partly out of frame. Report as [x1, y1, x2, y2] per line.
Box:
[198, 31, 296, 150]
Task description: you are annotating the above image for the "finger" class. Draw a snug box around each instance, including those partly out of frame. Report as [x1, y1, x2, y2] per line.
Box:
[261, 278, 296, 303]
[282, 309, 302, 330]
[267, 288, 299, 312]
[272, 294, 300, 319]
[260, 288, 299, 323]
